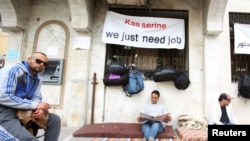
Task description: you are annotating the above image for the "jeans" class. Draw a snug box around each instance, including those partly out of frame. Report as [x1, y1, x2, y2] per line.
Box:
[223, 122, 235, 125]
[141, 121, 164, 139]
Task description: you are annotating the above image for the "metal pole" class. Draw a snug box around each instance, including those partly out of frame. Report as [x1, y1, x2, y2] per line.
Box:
[91, 73, 98, 124]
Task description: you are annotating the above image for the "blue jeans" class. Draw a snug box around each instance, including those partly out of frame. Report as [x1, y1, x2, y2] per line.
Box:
[141, 121, 164, 139]
[223, 122, 235, 125]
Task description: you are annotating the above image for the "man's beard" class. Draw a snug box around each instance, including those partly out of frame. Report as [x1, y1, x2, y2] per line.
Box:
[31, 67, 44, 73]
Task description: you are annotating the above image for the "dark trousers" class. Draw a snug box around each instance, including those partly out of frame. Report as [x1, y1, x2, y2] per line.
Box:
[0, 105, 61, 141]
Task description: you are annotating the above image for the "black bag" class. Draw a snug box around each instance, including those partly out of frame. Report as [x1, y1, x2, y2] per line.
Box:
[238, 74, 250, 98]
[103, 73, 128, 86]
[153, 66, 176, 82]
[108, 62, 127, 74]
[174, 72, 190, 90]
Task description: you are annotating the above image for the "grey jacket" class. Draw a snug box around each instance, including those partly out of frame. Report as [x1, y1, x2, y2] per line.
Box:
[0, 61, 42, 110]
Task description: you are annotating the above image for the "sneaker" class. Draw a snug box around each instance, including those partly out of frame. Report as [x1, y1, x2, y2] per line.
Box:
[141, 137, 146, 141]
[148, 137, 154, 141]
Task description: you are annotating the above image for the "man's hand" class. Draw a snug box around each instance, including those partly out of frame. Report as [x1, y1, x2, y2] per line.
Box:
[137, 116, 143, 122]
[32, 109, 46, 119]
[36, 102, 51, 112]
[163, 114, 172, 123]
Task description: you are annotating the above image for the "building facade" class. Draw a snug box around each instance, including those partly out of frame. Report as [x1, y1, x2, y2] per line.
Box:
[0, 0, 250, 128]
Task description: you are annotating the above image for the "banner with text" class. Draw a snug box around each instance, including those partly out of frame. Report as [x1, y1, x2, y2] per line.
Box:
[101, 11, 185, 49]
[234, 23, 250, 54]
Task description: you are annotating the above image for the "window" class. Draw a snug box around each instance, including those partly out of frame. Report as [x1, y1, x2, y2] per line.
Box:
[229, 13, 250, 81]
[105, 8, 189, 80]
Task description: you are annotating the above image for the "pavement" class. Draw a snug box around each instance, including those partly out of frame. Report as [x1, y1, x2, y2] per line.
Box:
[37, 127, 92, 141]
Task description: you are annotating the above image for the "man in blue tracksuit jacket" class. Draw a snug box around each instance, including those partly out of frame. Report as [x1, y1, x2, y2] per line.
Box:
[0, 52, 61, 141]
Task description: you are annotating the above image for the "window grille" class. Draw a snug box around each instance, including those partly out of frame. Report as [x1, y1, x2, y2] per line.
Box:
[105, 8, 189, 80]
[229, 13, 250, 81]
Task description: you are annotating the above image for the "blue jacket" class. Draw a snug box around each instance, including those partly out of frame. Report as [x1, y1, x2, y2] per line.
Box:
[0, 61, 42, 110]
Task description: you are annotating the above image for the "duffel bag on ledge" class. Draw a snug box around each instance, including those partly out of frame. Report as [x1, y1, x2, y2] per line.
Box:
[103, 72, 128, 86]
[108, 62, 127, 74]
[153, 66, 176, 82]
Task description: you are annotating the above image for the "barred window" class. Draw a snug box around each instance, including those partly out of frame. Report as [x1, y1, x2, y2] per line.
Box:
[229, 13, 250, 81]
[105, 8, 189, 80]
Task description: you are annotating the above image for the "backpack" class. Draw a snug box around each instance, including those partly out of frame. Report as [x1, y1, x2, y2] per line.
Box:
[123, 69, 144, 97]
[238, 74, 250, 98]
[174, 72, 190, 90]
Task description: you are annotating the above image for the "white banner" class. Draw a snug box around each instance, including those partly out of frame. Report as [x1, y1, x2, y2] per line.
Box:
[234, 23, 250, 54]
[101, 11, 185, 49]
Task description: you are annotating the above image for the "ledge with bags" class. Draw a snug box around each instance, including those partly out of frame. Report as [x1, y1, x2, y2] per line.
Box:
[103, 63, 190, 90]
[153, 66, 191, 90]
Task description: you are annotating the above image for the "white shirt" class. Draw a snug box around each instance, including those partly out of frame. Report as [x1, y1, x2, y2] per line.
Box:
[141, 102, 168, 126]
[141, 103, 167, 116]
[209, 102, 238, 125]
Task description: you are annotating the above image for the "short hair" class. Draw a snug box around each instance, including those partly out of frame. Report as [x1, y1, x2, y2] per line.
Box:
[31, 52, 47, 57]
[218, 93, 232, 101]
[151, 90, 160, 97]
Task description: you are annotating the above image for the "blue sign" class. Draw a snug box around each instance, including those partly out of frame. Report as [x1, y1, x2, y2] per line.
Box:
[6, 50, 19, 59]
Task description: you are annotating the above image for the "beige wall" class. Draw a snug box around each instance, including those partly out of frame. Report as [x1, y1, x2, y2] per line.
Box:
[0, 30, 8, 56]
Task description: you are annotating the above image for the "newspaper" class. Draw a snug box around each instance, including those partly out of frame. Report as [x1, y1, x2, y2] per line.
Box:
[139, 112, 170, 122]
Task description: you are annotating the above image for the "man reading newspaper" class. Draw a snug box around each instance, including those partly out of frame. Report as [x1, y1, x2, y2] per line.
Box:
[137, 90, 172, 141]
[139, 112, 171, 122]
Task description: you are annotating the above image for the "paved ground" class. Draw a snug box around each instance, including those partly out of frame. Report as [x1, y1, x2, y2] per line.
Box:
[37, 127, 92, 141]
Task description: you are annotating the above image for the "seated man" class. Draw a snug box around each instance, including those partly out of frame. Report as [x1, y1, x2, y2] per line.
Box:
[209, 93, 238, 125]
[137, 90, 172, 141]
[0, 52, 61, 141]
